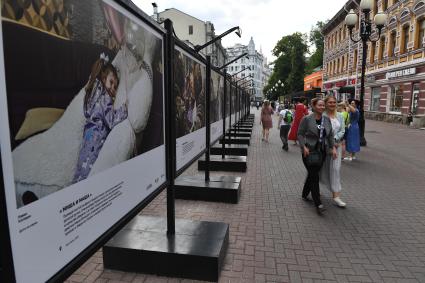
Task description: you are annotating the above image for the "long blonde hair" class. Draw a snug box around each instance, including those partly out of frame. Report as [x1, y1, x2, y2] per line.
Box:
[324, 95, 337, 116]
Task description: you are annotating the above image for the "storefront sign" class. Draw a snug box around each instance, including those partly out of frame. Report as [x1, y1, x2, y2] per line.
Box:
[386, 68, 416, 80]
[324, 83, 333, 89]
[335, 81, 347, 87]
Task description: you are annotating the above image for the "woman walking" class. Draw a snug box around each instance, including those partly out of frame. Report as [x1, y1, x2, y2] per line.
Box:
[289, 98, 308, 145]
[344, 100, 360, 161]
[260, 100, 274, 142]
[298, 98, 337, 215]
[321, 96, 346, 207]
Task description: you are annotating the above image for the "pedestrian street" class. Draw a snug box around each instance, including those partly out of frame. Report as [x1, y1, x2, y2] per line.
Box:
[67, 108, 425, 283]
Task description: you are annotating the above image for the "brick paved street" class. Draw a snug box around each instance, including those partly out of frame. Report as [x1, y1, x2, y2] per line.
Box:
[66, 108, 425, 283]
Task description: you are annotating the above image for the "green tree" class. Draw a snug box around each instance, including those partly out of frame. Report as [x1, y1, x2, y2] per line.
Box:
[305, 21, 326, 74]
[264, 32, 308, 100]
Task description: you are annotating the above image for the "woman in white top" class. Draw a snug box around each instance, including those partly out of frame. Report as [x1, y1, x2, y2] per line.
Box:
[321, 95, 346, 207]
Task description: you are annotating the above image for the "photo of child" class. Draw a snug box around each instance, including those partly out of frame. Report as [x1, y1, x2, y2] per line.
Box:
[2, 0, 165, 208]
[174, 48, 206, 138]
[73, 54, 128, 183]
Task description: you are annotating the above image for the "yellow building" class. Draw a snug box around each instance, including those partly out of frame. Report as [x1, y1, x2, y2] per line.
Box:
[323, 0, 425, 126]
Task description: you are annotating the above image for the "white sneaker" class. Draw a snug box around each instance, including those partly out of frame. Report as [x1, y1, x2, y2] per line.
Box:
[352, 156, 357, 160]
[333, 197, 346, 207]
[343, 157, 352, 161]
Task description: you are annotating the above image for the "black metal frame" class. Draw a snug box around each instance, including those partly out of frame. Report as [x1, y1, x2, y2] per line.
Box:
[0, 1, 171, 282]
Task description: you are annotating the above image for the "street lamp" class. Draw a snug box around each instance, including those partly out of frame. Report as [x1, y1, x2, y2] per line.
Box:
[195, 26, 242, 52]
[345, 0, 387, 146]
[218, 53, 249, 70]
[231, 66, 251, 77]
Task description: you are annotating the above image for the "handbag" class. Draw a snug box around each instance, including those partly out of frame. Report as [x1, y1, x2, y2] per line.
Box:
[305, 148, 323, 167]
[304, 116, 324, 167]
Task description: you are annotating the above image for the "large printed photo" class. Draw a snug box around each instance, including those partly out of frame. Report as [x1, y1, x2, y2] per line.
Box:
[174, 47, 206, 138]
[2, 0, 164, 208]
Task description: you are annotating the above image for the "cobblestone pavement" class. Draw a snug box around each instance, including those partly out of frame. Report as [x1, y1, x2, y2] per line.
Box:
[66, 108, 425, 283]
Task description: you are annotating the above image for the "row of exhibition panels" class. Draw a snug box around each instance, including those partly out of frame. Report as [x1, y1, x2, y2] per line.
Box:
[0, 0, 251, 282]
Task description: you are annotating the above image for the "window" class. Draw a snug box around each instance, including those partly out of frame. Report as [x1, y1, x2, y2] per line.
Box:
[389, 31, 396, 57]
[241, 65, 245, 70]
[189, 25, 193, 35]
[383, 0, 388, 10]
[379, 36, 386, 60]
[373, 0, 378, 16]
[235, 66, 239, 71]
[337, 58, 340, 74]
[416, 18, 425, 48]
[411, 83, 420, 114]
[241, 73, 245, 77]
[401, 25, 409, 54]
[241, 58, 245, 63]
[353, 49, 358, 71]
[370, 87, 381, 111]
[370, 41, 376, 63]
[341, 56, 345, 72]
[390, 85, 403, 112]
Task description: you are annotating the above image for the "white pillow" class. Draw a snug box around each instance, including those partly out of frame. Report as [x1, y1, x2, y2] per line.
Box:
[126, 68, 153, 133]
[89, 119, 136, 176]
[12, 88, 86, 188]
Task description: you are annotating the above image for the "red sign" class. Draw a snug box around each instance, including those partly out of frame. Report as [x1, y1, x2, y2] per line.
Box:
[349, 78, 356, 85]
[324, 83, 333, 89]
[335, 81, 347, 87]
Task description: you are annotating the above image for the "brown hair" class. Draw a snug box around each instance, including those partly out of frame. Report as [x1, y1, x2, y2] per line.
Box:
[84, 58, 119, 110]
[310, 97, 325, 112]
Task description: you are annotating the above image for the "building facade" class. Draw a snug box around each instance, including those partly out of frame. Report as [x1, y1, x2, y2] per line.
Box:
[304, 69, 323, 92]
[323, 0, 425, 126]
[225, 37, 271, 100]
[156, 8, 227, 67]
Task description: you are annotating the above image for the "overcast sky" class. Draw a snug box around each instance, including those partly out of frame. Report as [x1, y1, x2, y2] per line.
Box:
[133, 0, 349, 63]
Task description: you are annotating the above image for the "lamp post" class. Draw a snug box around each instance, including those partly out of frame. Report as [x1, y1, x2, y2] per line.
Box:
[194, 26, 243, 181]
[345, 0, 387, 146]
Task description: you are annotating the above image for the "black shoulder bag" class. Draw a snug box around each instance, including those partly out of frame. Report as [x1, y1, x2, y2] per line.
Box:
[305, 117, 324, 167]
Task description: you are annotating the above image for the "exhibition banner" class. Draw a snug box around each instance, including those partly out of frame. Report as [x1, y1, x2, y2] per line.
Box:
[0, 0, 166, 282]
[210, 70, 224, 144]
[231, 85, 237, 126]
[174, 45, 206, 171]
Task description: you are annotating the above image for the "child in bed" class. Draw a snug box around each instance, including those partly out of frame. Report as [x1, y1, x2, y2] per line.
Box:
[73, 53, 127, 183]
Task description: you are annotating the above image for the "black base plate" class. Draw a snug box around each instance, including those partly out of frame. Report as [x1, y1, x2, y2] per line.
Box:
[198, 155, 247, 172]
[103, 216, 229, 282]
[175, 175, 242, 203]
[210, 144, 248, 156]
[225, 132, 251, 138]
[228, 128, 252, 133]
[220, 137, 250, 145]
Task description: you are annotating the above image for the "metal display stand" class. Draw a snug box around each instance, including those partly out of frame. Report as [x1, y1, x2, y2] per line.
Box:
[103, 20, 229, 281]
[175, 56, 243, 202]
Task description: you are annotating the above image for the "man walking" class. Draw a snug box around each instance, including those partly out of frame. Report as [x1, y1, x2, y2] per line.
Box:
[277, 104, 292, 151]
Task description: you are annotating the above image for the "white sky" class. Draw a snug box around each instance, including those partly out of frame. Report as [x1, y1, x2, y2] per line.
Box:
[133, 0, 348, 63]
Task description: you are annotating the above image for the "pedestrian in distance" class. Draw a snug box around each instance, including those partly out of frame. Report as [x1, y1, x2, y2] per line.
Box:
[338, 102, 349, 159]
[288, 98, 308, 146]
[298, 98, 337, 215]
[260, 100, 274, 142]
[407, 111, 413, 126]
[344, 100, 360, 161]
[320, 96, 346, 208]
[277, 104, 293, 151]
[256, 101, 260, 110]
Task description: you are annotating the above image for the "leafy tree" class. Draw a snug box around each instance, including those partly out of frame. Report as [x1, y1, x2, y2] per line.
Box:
[264, 32, 308, 100]
[305, 21, 326, 74]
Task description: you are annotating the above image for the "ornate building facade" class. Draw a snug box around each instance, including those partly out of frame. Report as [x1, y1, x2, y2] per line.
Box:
[323, 0, 425, 126]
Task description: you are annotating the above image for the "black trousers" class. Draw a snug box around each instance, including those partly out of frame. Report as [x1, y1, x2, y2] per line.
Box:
[280, 125, 291, 148]
[302, 155, 324, 207]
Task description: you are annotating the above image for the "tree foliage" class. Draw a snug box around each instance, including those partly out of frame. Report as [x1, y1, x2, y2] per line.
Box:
[305, 21, 325, 75]
[263, 32, 308, 100]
